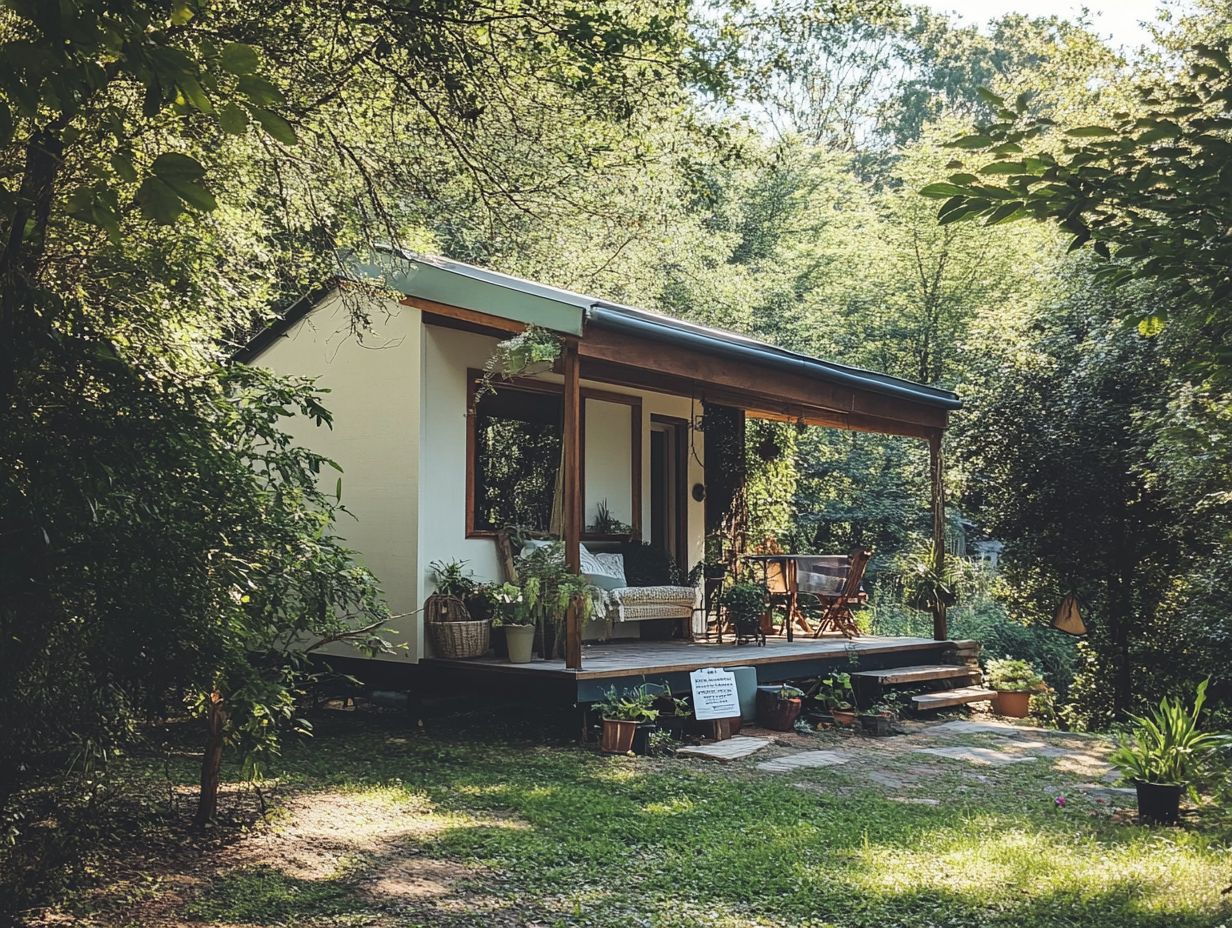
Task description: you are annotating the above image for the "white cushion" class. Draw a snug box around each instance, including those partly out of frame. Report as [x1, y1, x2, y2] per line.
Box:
[800, 571, 845, 594]
[593, 552, 627, 585]
[580, 545, 624, 591]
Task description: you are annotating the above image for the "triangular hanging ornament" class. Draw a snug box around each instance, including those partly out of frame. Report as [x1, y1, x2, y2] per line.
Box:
[1052, 593, 1087, 636]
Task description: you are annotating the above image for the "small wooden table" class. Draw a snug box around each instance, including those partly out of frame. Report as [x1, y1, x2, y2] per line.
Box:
[740, 554, 818, 642]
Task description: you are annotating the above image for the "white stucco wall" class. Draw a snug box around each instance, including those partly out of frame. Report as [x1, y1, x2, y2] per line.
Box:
[418, 324, 704, 649]
[247, 291, 423, 662]
[583, 397, 635, 530]
[252, 305, 706, 665]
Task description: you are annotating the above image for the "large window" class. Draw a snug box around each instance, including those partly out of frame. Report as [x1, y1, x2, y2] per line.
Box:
[465, 372, 643, 538]
[468, 380, 562, 534]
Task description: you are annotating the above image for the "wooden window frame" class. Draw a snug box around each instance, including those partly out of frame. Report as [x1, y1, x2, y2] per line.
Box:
[465, 369, 642, 540]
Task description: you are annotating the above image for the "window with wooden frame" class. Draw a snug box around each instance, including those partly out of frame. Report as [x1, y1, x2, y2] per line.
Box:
[466, 371, 641, 539]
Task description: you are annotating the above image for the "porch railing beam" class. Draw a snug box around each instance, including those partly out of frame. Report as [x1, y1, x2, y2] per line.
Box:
[563, 339, 583, 670]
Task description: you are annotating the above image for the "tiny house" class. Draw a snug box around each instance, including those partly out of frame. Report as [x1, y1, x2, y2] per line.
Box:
[240, 248, 970, 703]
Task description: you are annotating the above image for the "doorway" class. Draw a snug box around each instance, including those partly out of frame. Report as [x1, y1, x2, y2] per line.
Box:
[649, 415, 688, 568]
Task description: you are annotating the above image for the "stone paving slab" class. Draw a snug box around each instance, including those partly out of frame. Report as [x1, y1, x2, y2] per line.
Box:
[677, 736, 770, 762]
[756, 750, 850, 773]
[915, 745, 1039, 766]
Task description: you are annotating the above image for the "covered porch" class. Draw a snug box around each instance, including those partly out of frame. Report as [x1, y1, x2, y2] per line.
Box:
[414, 270, 962, 680]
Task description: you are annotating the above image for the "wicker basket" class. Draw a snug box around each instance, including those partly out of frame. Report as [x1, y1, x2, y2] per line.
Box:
[425, 593, 490, 659]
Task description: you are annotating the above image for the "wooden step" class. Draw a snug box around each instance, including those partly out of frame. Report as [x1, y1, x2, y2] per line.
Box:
[853, 664, 973, 686]
[912, 687, 997, 710]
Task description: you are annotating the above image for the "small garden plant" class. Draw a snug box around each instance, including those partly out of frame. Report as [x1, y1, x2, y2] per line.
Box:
[594, 684, 660, 723]
[984, 657, 1045, 692]
[1110, 679, 1228, 797]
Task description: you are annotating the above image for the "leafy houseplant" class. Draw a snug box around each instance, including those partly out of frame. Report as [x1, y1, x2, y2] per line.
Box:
[595, 684, 660, 754]
[652, 685, 691, 740]
[429, 559, 477, 602]
[1109, 679, 1229, 824]
[984, 658, 1045, 718]
[721, 582, 767, 646]
[515, 542, 600, 659]
[490, 581, 536, 664]
[817, 672, 857, 726]
[756, 684, 805, 731]
[860, 692, 905, 736]
[588, 498, 632, 536]
[426, 560, 489, 659]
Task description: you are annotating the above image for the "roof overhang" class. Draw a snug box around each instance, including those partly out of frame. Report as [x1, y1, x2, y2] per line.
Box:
[237, 247, 960, 437]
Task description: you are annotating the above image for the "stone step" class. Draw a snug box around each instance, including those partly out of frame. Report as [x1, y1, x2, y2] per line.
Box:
[912, 687, 998, 710]
[852, 664, 974, 686]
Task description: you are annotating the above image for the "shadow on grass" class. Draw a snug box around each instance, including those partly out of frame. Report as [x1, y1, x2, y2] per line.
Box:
[183, 707, 1230, 928]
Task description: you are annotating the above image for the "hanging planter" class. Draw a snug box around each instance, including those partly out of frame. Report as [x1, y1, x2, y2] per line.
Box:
[472, 325, 563, 410]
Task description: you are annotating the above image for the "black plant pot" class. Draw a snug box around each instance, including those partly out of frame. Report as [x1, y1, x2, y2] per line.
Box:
[491, 625, 507, 660]
[632, 722, 656, 755]
[1135, 780, 1182, 825]
[659, 715, 687, 741]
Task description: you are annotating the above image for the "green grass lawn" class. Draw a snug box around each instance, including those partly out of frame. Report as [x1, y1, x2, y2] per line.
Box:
[57, 709, 1232, 928]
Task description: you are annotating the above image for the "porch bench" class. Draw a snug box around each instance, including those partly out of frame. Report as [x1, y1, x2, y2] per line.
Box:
[605, 583, 697, 623]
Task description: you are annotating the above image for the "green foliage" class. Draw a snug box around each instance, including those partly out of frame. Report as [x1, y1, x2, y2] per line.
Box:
[985, 658, 1045, 693]
[594, 684, 660, 722]
[513, 542, 601, 656]
[929, 41, 1232, 388]
[1109, 680, 1229, 794]
[473, 325, 564, 408]
[720, 582, 767, 624]
[429, 560, 478, 599]
[816, 672, 855, 711]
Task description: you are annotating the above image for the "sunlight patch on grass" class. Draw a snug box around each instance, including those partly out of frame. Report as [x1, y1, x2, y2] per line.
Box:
[847, 814, 1229, 919]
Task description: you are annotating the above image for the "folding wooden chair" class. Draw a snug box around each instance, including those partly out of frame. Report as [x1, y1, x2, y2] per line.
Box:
[805, 548, 872, 638]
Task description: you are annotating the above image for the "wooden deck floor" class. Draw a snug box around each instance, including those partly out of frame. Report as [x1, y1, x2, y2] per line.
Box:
[425, 635, 952, 699]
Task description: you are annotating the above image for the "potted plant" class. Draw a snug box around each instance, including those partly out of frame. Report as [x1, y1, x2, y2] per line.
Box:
[756, 685, 805, 731]
[652, 686, 691, 740]
[425, 560, 489, 659]
[490, 581, 536, 664]
[816, 672, 857, 726]
[516, 542, 600, 659]
[721, 581, 767, 646]
[984, 658, 1045, 718]
[859, 692, 904, 736]
[1110, 679, 1228, 825]
[595, 684, 660, 754]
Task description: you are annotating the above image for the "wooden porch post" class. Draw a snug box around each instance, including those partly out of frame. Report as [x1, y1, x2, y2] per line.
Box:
[563, 340, 583, 670]
[929, 430, 947, 641]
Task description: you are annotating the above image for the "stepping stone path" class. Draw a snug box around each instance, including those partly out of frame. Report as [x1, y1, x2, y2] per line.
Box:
[677, 736, 770, 762]
[757, 750, 849, 773]
[915, 745, 1038, 766]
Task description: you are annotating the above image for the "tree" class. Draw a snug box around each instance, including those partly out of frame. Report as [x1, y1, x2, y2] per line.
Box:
[920, 40, 1232, 387]
[0, 0, 717, 860]
[955, 270, 1178, 720]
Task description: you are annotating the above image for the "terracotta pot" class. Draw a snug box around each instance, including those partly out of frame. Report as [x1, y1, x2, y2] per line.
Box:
[600, 718, 639, 754]
[504, 625, 535, 664]
[830, 708, 858, 727]
[993, 690, 1032, 718]
[756, 688, 803, 731]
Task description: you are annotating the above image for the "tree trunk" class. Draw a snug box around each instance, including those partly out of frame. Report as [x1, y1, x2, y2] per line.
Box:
[194, 691, 226, 827]
[1, 130, 63, 405]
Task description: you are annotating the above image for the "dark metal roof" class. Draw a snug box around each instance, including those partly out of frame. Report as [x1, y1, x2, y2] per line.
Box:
[586, 302, 962, 411]
[236, 249, 961, 412]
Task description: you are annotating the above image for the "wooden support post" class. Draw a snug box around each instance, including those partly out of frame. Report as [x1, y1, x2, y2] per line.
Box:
[563, 341, 583, 670]
[929, 430, 947, 641]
